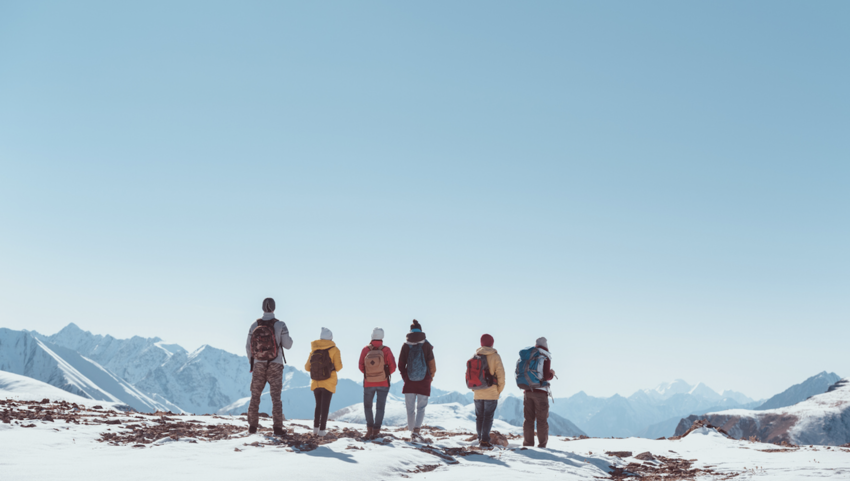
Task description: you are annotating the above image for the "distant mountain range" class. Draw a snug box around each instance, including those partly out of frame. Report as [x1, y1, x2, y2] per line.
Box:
[0, 323, 840, 443]
[550, 379, 764, 438]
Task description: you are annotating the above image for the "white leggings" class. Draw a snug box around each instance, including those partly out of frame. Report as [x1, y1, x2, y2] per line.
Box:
[405, 393, 429, 430]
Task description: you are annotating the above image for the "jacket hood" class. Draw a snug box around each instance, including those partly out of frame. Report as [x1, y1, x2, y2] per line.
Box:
[369, 340, 383, 348]
[406, 331, 426, 343]
[476, 346, 497, 356]
[536, 347, 552, 359]
[311, 339, 336, 350]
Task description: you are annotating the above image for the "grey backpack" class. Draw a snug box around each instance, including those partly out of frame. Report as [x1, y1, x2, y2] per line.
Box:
[407, 343, 428, 382]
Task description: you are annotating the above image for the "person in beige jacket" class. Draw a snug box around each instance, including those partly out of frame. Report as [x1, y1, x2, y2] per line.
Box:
[473, 334, 505, 447]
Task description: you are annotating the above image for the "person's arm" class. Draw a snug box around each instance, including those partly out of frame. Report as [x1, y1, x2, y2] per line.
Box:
[494, 354, 506, 395]
[543, 358, 554, 381]
[278, 322, 293, 350]
[333, 347, 343, 372]
[398, 344, 409, 382]
[358, 346, 367, 374]
[246, 322, 256, 358]
[385, 347, 397, 374]
[426, 344, 437, 380]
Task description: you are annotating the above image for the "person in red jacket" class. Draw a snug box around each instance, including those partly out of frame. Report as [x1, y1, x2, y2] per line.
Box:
[359, 327, 397, 440]
[522, 336, 555, 448]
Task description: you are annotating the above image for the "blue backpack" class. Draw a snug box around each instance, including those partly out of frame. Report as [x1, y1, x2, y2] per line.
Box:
[516, 347, 548, 390]
[407, 343, 428, 382]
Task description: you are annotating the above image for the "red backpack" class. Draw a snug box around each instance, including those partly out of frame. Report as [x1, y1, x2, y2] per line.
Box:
[466, 354, 494, 390]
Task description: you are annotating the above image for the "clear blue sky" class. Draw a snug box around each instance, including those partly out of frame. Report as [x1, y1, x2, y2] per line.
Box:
[1, 1, 847, 399]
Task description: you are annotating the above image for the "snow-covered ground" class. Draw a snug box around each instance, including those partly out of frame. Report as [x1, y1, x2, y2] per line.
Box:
[0, 371, 124, 409]
[3, 388, 849, 480]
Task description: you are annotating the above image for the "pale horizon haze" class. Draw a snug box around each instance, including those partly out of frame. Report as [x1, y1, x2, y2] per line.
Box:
[1, 1, 848, 400]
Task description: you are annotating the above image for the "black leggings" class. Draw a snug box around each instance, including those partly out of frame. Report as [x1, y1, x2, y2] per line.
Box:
[313, 388, 333, 430]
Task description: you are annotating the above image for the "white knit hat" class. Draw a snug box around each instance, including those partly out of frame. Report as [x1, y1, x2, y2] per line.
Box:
[320, 327, 333, 341]
[536, 336, 548, 350]
[371, 328, 384, 340]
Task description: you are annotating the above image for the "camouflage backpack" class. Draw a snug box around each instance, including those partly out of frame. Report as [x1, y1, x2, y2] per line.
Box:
[250, 320, 278, 364]
[364, 345, 388, 383]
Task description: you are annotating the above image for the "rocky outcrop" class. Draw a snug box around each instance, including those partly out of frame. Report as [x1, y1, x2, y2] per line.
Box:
[674, 378, 850, 446]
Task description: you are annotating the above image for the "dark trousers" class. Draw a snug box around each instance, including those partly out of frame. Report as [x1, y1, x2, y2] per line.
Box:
[474, 399, 498, 443]
[523, 391, 549, 447]
[363, 386, 390, 429]
[313, 388, 333, 430]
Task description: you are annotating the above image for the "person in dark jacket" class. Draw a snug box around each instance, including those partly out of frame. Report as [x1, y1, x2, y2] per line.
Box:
[245, 298, 293, 436]
[358, 327, 397, 440]
[398, 319, 436, 442]
[521, 336, 555, 447]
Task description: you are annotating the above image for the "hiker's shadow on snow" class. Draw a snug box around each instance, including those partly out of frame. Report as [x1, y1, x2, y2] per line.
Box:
[457, 452, 509, 467]
[300, 446, 357, 464]
[513, 448, 610, 472]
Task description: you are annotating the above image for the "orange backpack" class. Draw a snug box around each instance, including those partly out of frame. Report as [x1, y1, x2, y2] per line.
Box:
[364, 345, 387, 383]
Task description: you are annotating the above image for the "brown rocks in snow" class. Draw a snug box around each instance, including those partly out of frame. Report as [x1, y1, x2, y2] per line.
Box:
[606, 451, 632, 458]
[490, 431, 509, 447]
[670, 419, 732, 440]
[634, 451, 655, 461]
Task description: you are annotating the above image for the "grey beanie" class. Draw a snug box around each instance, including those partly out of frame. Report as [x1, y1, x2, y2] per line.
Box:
[320, 327, 333, 341]
[536, 336, 548, 350]
[262, 298, 276, 313]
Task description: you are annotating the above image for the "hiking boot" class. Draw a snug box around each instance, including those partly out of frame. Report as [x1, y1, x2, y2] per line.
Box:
[363, 427, 373, 440]
[411, 427, 422, 441]
[313, 427, 319, 436]
[479, 441, 493, 449]
[248, 425, 257, 434]
[318, 430, 327, 437]
[273, 427, 286, 436]
[373, 427, 381, 439]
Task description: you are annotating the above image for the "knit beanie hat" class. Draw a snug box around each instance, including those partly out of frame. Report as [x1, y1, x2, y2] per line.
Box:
[410, 319, 422, 333]
[262, 298, 276, 313]
[320, 327, 333, 340]
[480, 334, 494, 347]
[371, 328, 385, 340]
[536, 336, 548, 350]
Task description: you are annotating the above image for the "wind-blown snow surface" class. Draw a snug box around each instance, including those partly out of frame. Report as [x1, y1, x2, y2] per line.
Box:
[0, 370, 124, 409]
[3, 396, 850, 481]
[677, 378, 850, 446]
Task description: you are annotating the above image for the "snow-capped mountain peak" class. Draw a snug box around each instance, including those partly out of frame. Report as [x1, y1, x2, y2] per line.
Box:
[688, 381, 721, 401]
[645, 379, 693, 399]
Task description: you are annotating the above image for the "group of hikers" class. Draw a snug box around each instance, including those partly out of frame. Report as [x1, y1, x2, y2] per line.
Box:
[246, 298, 555, 448]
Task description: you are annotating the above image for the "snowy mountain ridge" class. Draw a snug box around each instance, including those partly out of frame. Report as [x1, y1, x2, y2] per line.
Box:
[676, 377, 850, 446]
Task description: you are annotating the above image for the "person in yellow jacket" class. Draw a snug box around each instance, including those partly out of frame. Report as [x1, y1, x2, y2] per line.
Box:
[474, 334, 505, 448]
[304, 327, 343, 437]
